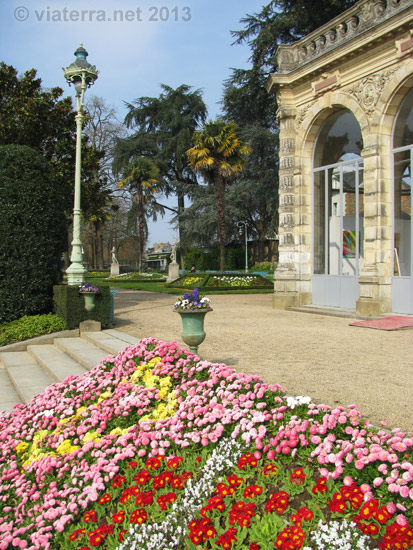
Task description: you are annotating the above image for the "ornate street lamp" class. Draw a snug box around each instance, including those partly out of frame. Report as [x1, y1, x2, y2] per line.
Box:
[63, 44, 98, 285]
[236, 221, 248, 273]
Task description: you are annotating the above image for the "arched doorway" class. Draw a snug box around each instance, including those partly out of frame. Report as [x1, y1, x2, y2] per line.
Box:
[312, 110, 364, 309]
[392, 89, 413, 314]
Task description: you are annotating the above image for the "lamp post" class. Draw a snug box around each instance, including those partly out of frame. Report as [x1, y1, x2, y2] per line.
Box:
[63, 44, 98, 286]
[236, 221, 248, 273]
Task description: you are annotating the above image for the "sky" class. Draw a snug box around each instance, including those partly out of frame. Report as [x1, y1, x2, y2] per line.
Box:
[1, 0, 267, 247]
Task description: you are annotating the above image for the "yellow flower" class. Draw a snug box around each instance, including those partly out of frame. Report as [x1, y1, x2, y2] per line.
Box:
[82, 431, 101, 444]
[56, 439, 80, 455]
[15, 441, 29, 453]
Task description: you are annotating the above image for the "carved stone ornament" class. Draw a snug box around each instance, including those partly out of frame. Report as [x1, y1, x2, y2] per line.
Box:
[296, 101, 316, 127]
[347, 69, 397, 116]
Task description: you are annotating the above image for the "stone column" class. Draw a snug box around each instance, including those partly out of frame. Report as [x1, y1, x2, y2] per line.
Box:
[356, 143, 392, 315]
[273, 105, 301, 309]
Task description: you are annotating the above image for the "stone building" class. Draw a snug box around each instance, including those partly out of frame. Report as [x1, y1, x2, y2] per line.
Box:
[266, 0, 413, 315]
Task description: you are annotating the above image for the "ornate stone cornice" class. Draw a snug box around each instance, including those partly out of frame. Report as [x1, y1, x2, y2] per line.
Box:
[275, 0, 410, 74]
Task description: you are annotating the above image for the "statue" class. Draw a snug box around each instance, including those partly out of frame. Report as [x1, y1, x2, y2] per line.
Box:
[170, 242, 177, 264]
[111, 246, 118, 265]
[167, 241, 179, 283]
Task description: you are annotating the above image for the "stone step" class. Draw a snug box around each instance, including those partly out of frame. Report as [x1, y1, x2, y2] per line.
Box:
[0, 351, 56, 405]
[53, 337, 112, 370]
[0, 367, 22, 414]
[0, 329, 140, 413]
[27, 344, 88, 382]
[81, 329, 140, 355]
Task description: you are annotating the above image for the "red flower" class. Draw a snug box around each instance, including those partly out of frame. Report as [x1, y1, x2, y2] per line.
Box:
[188, 517, 216, 544]
[111, 510, 125, 524]
[200, 496, 226, 516]
[237, 452, 258, 470]
[157, 492, 177, 511]
[83, 510, 97, 523]
[97, 493, 112, 505]
[119, 488, 133, 504]
[359, 499, 379, 520]
[262, 463, 278, 477]
[112, 474, 126, 488]
[297, 507, 313, 522]
[69, 528, 86, 541]
[243, 485, 263, 499]
[229, 501, 256, 528]
[226, 474, 243, 488]
[250, 544, 260, 550]
[135, 489, 155, 507]
[265, 491, 290, 515]
[290, 468, 306, 485]
[130, 508, 148, 524]
[374, 505, 392, 524]
[274, 525, 305, 549]
[127, 460, 138, 469]
[329, 493, 347, 514]
[167, 456, 183, 469]
[311, 477, 327, 494]
[118, 529, 127, 542]
[216, 528, 238, 549]
[153, 470, 173, 490]
[133, 469, 151, 485]
[215, 482, 235, 498]
[379, 521, 413, 550]
[146, 456, 163, 470]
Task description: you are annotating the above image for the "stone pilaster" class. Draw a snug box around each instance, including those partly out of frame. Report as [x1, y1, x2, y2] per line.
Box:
[273, 105, 301, 309]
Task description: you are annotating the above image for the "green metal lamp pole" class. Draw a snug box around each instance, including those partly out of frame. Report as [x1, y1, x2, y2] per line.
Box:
[237, 221, 248, 273]
[63, 44, 98, 286]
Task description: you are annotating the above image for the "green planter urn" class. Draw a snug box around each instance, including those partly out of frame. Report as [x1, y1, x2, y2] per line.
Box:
[79, 292, 97, 312]
[175, 308, 212, 354]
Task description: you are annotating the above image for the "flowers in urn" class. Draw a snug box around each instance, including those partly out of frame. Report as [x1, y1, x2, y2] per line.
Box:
[174, 288, 211, 311]
[78, 281, 100, 294]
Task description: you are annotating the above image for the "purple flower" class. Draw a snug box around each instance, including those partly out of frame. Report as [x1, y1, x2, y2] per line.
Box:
[192, 288, 200, 303]
[183, 293, 191, 301]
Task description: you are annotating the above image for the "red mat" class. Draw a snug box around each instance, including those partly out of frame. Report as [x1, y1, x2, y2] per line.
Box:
[349, 316, 413, 331]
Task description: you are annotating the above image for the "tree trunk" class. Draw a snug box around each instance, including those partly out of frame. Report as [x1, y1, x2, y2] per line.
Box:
[136, 186, 145, 273]
[177, 191, 185, 270]
[214, 176, 227, 272]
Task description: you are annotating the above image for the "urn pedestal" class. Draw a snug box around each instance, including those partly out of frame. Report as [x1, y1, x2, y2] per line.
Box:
[175, 308, 212, 354]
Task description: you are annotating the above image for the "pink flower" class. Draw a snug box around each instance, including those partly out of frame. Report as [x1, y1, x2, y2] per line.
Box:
[373, 477, 383, 488]
[343, 476, 354, 486]
[396, 514, 407, 526]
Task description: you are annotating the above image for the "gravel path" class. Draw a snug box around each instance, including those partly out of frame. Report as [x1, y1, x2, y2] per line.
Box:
[113, 290, 413, 435]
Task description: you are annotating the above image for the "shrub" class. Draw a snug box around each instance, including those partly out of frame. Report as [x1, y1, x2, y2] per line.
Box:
[0, 145, 67, 323]
[0, 313, 66, 346]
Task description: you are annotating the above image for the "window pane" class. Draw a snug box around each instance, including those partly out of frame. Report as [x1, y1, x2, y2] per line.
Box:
[314, 111, 363, 167]
[394, 150, 411, 276]
[313, 171, 325, 274]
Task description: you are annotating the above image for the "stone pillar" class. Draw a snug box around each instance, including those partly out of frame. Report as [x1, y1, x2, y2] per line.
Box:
[273, 105, 302, 309]
[356, 144, 392, 315]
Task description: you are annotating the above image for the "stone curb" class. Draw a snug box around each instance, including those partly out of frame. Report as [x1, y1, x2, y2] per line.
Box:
[0, 329, 80, 352]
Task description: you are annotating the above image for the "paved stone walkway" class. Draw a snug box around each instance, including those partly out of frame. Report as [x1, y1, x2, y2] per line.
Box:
[113, 289, 413, 435]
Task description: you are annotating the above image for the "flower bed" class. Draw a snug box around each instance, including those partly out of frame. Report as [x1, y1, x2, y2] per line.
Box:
[168, 273, 272, 290]
[0, 339, 412, 550]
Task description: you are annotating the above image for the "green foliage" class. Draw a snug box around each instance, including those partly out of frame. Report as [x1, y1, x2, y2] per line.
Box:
[53, 285, 111, 330]
[0, 62, 101, 215]
[232, 0, 359, 70]
[0, 314, 66, 346]
[0, 145, 67, 323]
[186, 120, 251, 272]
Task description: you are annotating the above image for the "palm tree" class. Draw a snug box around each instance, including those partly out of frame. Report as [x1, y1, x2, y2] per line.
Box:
[186, 120, 251, 271]
[118, 157, 160, 271]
